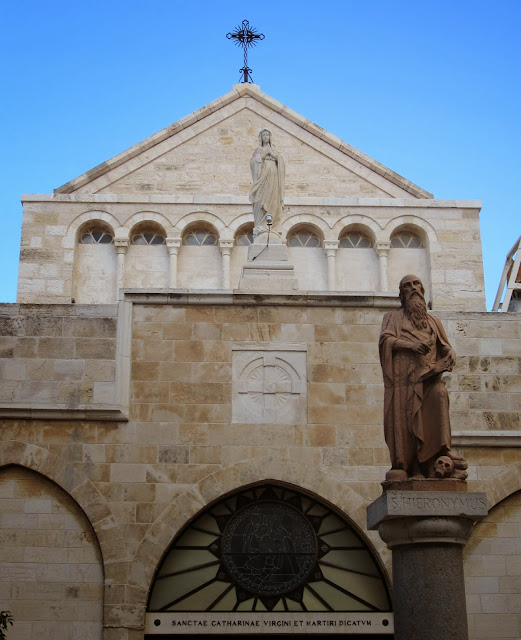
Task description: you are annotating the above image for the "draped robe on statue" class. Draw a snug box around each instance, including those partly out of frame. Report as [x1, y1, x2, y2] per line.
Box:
[379, 309, 453, 474]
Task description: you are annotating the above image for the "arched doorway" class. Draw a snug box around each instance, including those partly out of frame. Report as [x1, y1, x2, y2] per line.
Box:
[145, 483, 393, 637]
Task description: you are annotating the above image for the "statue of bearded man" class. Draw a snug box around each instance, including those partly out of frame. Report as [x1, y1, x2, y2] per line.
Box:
[379, 274, 467, 481]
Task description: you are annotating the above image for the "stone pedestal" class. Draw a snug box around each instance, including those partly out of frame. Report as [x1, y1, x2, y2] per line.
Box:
[238, 238, 298, 291]
[367, 489, 488, 640]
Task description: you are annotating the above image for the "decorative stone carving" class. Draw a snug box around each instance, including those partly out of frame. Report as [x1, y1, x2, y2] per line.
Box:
[249, 129, 285, 236]
[232, 343, 306, 424]
[379, 274, 468, 482]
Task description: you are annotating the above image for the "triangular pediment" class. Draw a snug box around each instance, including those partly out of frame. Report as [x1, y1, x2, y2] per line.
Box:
[55, 84, 432, 199]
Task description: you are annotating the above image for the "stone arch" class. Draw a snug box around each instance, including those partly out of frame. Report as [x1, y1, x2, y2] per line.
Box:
[476, 462, 521, 510]
[333, 214, 382, 244]
[0, 462, 105, 638]
[383, 215, 439, 250]
[130, 455, 390, 626]
[125, 211, 174, 236]
[65, 210, 119, 249]
[280, 213, 331, 242]
[175, 211, 226, 234]
[228, 212, 256, 236]
[0, 440, 126, 571]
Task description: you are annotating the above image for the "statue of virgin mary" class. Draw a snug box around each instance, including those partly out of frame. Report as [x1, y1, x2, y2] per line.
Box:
[249, 129, 285, 235]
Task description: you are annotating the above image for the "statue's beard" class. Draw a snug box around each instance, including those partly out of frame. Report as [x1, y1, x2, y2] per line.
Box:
[405, 292, 428, 330]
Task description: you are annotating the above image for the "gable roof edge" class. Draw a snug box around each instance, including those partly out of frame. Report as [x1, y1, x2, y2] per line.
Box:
[55, 84, 433, 199]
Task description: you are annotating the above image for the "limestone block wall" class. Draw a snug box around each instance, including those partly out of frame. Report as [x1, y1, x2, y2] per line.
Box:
[0, 304, 118, 414]
[464, 490, 521, 640]
[17, 196, 484, 311]
[0, 465, 103, 640]
[439, 312, 521, 443]
[0, 297, 519, 639]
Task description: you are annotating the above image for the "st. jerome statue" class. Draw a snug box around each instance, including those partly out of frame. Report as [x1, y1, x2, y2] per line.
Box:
[379, 274, 468, 482]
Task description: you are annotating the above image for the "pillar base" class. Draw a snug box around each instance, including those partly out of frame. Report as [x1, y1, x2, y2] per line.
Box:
[367, 490, 487, 640]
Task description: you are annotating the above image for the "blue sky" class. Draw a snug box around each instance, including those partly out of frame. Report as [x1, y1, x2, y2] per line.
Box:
[1, 0, 519, 308]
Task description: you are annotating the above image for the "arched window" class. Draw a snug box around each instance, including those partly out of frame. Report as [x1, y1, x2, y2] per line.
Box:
[183, 229, 218, 246]
[339, 232, 372, 248]
[79, 228, 114, 244]
[147, 483, 391, 617]
[287, 229, 321, 247]
[131, 231, 166, 245]
[390, 230, 423, 248]
[235, 230, 254, 246]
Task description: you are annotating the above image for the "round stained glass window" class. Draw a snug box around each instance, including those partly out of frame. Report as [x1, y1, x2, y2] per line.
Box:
[222, 501, 317, 597]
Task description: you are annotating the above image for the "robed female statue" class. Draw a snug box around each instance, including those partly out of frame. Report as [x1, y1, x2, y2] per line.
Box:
[249, 129, 285, 234]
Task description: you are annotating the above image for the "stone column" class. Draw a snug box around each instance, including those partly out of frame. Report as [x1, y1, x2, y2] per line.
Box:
[367, 489, 488, 640]
[324, 241, 339, 291]
[114, 238, 129, 299]
[376, 242, 391, 292]
[166, 238, 181, 289]
[219, 241, 234, 289]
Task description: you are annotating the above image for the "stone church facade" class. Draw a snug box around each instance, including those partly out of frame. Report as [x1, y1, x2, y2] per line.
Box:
[1, 84, 520, 639]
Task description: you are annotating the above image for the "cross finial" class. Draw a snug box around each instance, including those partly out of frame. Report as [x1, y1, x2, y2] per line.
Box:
[226, 20, 265, 83]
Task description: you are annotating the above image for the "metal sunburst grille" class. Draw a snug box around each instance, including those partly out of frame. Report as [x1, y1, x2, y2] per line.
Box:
[148, 484, 391, 613]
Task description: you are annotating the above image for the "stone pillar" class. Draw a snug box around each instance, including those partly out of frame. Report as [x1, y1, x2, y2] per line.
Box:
[219, 240, 234, 289]
[166, 238, 181, 288]
[376, 242, 391, 292]
[367, 489, 488, 640]
[324, 241, 339, 291]
[114, 238, 129, 299]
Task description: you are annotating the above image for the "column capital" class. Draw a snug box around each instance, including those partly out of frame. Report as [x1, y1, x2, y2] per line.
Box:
[376, 242, 391, 256]
[114, 238, 129, 254]
[219, 240, 234, 255]
[324, 241, 339, 257]
[166, 237, 181, 254]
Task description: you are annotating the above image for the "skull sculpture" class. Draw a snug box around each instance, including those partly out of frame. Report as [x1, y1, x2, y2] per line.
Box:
[433, 456, 454, 478]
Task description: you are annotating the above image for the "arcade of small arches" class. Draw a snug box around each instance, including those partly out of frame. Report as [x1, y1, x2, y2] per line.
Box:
[72, 215, 432, 304]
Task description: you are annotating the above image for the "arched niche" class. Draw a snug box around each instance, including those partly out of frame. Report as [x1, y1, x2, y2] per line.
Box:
[146, 482, 391, 625]
[73, 219, 117, 303]
[178, 221, 222, 289]
[0, 465, 104, 639]
[286, 224, 328, 291]
[337, 224, 379, 292]
[231, 222, 254, 288]
[126, 221, 169, 289]
[386, 222, 432, 303]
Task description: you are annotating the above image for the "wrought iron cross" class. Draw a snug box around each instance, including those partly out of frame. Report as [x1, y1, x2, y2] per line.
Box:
[226, 20, 265, 84]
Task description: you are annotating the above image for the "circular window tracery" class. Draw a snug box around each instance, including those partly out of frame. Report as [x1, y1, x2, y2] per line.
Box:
[339, 232, 372, 248]
[79, 229, 114, 244]
[287, 230, 321, 248]
[132, 232, 166, 245]
[147, 484, 391, 614]
[183, 230, 218, 246]
[235, 230, 254, 246]
[390, 230, 423, 248]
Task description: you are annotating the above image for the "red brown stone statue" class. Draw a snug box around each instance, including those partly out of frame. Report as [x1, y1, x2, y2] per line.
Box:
[379, 275, 468, 482]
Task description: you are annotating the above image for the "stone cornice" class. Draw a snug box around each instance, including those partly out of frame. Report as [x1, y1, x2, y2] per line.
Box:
[21, 193, 482, 209]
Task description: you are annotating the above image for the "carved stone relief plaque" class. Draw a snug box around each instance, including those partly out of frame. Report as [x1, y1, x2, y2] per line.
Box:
[232, 343, 307, 424]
